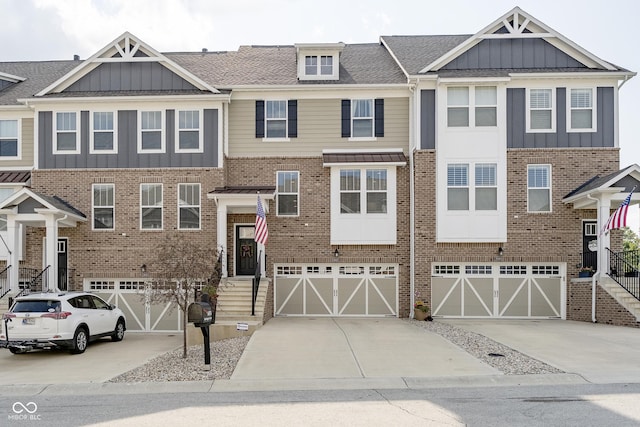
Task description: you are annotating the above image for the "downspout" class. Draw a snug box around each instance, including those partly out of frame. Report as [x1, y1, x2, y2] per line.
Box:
[586, 193, 599, 323]
[409, 78, 419, 319]
[53, 214, 68, 292]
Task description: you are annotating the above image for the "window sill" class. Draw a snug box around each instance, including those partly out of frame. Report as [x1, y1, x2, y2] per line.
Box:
[348, 137, 377, 142]
[566, 128, 597, 133]
[262, 138, 291, 142]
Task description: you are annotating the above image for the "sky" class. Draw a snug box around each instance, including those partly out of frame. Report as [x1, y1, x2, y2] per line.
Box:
[1, 0, 639, 230]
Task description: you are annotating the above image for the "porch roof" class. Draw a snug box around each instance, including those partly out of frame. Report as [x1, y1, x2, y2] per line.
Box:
[322, 150, 407, 166]
[209, 186, 275, 196]
[0, 188, 86, 226]
[563, 164, 640, 209]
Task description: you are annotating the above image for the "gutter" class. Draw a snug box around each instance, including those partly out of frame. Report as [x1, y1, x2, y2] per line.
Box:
[408, 78, 419, 319]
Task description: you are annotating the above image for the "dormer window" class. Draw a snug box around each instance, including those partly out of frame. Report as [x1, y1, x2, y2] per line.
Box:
[305, 55, 333, 76]
[296, 43, 344, 81]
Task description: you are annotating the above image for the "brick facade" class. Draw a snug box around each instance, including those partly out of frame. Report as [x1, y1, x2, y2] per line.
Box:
[568, 279, 639, 328]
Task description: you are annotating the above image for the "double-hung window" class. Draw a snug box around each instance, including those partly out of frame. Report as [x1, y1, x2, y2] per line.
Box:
[352, 99, 374, 138]
[447, 164, 469, 210]
[340, 170, 361, 214]
[527, 88, 554, 131]
[0, 120, 18, 157]
[475, 164, 497, 210]
[447, 86, 497, 127]
[569, 88, 595, 131]
[139, 111, 164, 152]
[176, 110, 202, 152]
[91, 111, 116, 153]
[55, 112, 79, 153]
[366, 169, 387, 213]
[528, 165, 551, 212]
[92, 184, 114, 230]
[141, 183, 163, 229]
[340, 168, 388, 214]
[178, 183, 200, 229]
[266, 101, 287, 138]
[447, 87, 469, 127]
[277, 171, 299, 216]
[475, 87, 497, 127]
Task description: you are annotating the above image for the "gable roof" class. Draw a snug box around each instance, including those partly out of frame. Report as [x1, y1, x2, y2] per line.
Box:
[382, 7, 630, 78]
[168, 42, 406, 87]
[563, 164, 640, 209]
[36, 32, 220, 96]
[0, 61, 77, 106]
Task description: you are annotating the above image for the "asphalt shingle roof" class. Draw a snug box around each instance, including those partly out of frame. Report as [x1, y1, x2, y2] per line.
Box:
[0, 61, 78, 105]
[381, 35, 471, 75]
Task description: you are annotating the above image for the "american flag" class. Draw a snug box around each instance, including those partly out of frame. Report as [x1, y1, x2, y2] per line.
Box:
[255, 195, 268, 245]
[604, 189, 634, 232]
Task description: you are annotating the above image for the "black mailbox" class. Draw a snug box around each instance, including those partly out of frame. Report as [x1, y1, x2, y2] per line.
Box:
[187, 302, 213, 327]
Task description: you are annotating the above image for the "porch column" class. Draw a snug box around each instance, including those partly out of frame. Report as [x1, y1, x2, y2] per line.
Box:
[44, 214, 59, 292]
[7, 215, 20, 292]
[597, 196, 612, 274]
[217, 202, 228, 277]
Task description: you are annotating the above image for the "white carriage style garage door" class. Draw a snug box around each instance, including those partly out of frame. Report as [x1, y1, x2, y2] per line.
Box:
[431, 263, 565, 319]
[86, 279, 182, 332]
[274, 264, 398, 317]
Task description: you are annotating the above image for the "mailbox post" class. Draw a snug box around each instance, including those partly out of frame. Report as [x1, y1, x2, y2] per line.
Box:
[187, 294, 214, 367]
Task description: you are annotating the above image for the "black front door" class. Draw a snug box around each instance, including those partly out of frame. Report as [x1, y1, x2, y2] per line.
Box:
[582, 221, 597, 270]
[236, 226, 257, 276]
[58, 238, 68, 291]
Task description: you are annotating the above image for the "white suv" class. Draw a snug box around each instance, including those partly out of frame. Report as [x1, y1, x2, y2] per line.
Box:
[1, 292, 126, 354]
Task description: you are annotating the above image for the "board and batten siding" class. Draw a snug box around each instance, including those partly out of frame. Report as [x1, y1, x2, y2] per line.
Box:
[64, 62, 199, 92]
[228, 98, 409, 157]
[38, 109, 219, 169]
[441, 38, 585, 70]
[507, 87, 614, 148]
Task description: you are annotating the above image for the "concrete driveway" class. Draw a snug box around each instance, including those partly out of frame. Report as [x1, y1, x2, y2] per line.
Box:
[441, 319, 640, 384]
[0, 333, 181, 385]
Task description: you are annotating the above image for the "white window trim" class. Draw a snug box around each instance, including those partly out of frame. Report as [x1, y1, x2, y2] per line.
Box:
[300, 54, 338, 80]
[474, 163, 498, 211]
[53, 111, 80, 155]
[138, 110, 165, 154]
[175, 109, 203, 153]
[0, 119, 21, 160]
[566, 87, 597, 133]
[527, 164, 552, 213]
[350, 99, 376, 141]
[92, 183, 115, 231]
[276, 171, 300, 217]
[526, 88, 556, 133]
[446, 163, 469, 211]
[446, 85, 498, 129]
[89, 111, 118, 154]
[140, 183, 163, 230]
[177, 183, 201, 230]
[263, 100, 290, 141]
[339, 167, 388, 216]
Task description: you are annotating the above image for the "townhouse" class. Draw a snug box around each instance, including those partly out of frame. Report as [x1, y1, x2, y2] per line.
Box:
[0, 7, 637, 331]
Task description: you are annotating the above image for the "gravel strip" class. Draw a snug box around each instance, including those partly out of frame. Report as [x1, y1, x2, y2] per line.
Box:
[109, 336, 250, 383]
[406, 318, 563, 375]
[109, 320, 562, 383]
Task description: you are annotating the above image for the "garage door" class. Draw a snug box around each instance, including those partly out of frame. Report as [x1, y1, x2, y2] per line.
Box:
[431, 263, 565, 319]
[86, 279, 182, 332]
[274, 264, 398, 317]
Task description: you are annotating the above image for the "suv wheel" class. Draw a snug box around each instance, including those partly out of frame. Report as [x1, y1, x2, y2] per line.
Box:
[112, 319, 125, 342]
[9, 347, 26, 355]
[71, 327, 88, 354]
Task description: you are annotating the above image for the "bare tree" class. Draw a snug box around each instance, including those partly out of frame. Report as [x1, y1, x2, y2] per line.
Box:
[145, 234, 219, 358]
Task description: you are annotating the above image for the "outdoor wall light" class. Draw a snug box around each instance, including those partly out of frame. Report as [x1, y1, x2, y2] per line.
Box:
[498, 247, 504, 256]
[141, 264, 147, 274]
[334, 248, 340, 258]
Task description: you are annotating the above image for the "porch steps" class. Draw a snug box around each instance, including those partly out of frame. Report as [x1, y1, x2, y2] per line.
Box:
[187, 278, 269, 345]
[600, 278, 640, 322]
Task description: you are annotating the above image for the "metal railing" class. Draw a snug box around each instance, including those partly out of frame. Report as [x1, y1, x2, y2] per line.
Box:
[0, 265, 10, 299]
[607, 248, 640, 301]
[15, 266, 50, 298]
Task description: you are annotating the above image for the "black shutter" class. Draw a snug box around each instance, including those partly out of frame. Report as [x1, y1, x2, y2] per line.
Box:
[288, 100, 297, 138]
[375, 98, 384, 137]
[255, 100, 265, 138]
[341, 99, 351, 137]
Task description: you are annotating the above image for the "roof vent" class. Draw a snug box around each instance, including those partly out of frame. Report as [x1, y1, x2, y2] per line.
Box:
[202, 48, 208, 53]
[73, 54, 80, 61]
